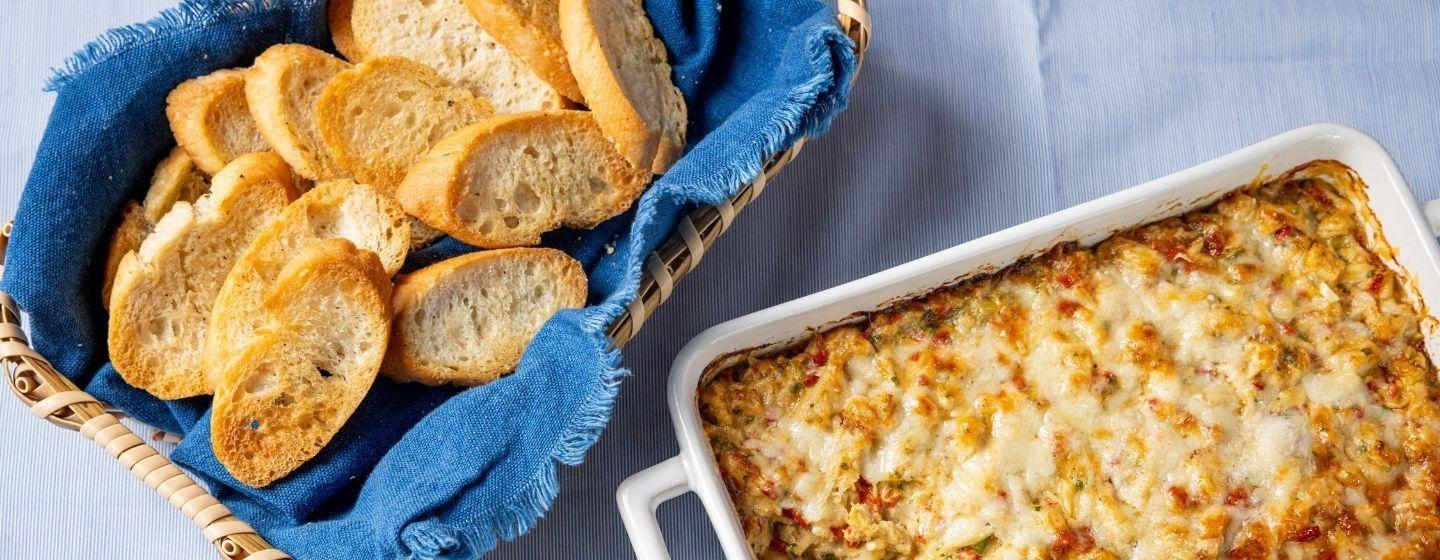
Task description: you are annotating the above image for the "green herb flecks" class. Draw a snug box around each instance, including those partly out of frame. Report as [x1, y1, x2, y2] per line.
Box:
[970, 534, 995, 554]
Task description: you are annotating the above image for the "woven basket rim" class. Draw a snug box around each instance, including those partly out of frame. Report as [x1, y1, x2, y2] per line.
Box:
[606, 0, 871, 345]
[0, 1, 871, 558]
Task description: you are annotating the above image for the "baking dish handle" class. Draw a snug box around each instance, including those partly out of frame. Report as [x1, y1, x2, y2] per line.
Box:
[1422, 199, 1440, 236]
[617, 455, 691, 560]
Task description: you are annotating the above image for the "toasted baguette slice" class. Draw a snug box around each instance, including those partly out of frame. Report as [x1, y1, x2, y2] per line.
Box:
[212, 238, 392, 487]
[408, 219, 448, 249]
[560, 0, 687, 174]
[464, 0, 582, 102]
[245, 44, 352, 181]
[385, 248, 585, 386]
[101, 147, 211, 309]
[397, 110, 649, 248]
[167, 69, 271, 175]
[315, 57, 495, 196]
[108, 153, 298, 399]
[328, 0, 567, 113]
[142, 147, 211, 222]
[202, 179, 409, 390]
[101, 203, 148, 310]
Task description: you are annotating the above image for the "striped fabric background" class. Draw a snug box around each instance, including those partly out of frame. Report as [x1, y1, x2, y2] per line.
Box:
[3, 1, 1440, 558]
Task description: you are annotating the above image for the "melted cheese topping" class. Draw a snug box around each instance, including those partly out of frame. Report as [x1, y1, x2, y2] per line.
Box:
[699, 161, 1440, 559]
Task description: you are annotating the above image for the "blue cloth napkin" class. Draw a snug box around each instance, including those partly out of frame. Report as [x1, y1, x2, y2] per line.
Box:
[2, 0, 856, 557]
[509, 2, 1440, 557]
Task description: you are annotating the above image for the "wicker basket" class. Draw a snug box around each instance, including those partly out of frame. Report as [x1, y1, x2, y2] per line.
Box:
[1, 2, 870, 558]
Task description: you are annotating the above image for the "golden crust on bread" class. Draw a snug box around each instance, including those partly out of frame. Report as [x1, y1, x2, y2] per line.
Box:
[211, 237, 392, 486]
[559, 0, 686, 174]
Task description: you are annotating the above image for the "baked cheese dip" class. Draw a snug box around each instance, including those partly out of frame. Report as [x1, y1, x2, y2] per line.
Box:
[699, 161, 1440, 559]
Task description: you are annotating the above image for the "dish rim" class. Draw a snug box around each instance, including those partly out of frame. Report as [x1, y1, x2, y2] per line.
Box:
[618, 123, 1440, 560]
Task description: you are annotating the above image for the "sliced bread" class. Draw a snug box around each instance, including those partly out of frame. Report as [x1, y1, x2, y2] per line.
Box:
[101, 147, 211, 309]
[107, 153, 298, 399]
[167, 68, 271, 175]
[245, 44, 352, 181]
[385, 248, 586, 386]
[202, 179, 409, 390]
[559, 0, 687, 174]
[329, 0, 567, 113]
[396, 110, 650, 248]
[212, 237, 392, 487]
[408, 220, 449, 249]
[315, 56, 495, 196]
[101, 203, 148, 310]
[464, 0, 583, 102]
[141, 146, 212, 222]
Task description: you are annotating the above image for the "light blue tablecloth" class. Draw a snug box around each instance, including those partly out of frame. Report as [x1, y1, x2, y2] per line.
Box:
[494, 1, 1440, 557]
[3, 2, 1439, 558]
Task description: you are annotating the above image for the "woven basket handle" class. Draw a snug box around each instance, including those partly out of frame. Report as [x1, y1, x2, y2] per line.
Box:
[605, 0, 871, 346]
[0, 223, 288, 560]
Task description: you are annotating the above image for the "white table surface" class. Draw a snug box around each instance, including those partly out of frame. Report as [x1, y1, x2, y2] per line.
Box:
[0, 5, 219, 558]
[9, 2, 1440, 559]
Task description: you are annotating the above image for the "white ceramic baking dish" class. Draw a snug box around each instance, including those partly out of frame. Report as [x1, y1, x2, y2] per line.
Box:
[616, 123, 1440, 559]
